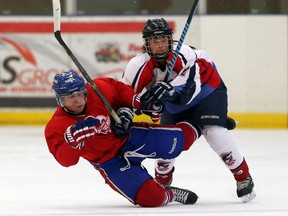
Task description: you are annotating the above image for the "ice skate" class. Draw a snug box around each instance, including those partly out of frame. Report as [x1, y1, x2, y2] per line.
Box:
[236, 173, 256, 203]
[170, 186, 198, 204]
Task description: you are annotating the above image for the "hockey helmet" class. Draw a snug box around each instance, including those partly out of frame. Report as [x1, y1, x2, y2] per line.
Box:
[52, 70, 87, 106]
[142, 18, 173, 61]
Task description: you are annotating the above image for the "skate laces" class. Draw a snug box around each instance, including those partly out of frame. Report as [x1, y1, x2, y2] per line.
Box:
[120, 144, 156, 171]
[172, 188, 189, 203]
[237, 175, 252, 191]
[236, 174, 256, 202]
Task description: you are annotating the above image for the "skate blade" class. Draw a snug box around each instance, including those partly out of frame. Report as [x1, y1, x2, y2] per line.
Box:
[241, 190, 256, 203]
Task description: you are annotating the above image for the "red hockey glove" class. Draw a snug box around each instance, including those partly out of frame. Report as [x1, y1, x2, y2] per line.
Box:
[64, 116, 100, 149]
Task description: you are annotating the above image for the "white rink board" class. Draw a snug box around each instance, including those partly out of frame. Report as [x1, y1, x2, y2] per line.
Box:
[0, 15, 287, 114]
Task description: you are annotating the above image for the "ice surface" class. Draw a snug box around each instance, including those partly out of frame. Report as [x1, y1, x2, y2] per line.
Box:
[0, 126, 288, 216]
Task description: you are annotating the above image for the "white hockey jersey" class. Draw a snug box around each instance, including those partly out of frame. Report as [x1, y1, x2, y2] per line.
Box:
[122, 42, 222, 114]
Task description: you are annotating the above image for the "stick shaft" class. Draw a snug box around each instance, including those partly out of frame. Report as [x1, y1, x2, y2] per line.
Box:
[166, 0, 200, 77]
[52, 0, 121, 124]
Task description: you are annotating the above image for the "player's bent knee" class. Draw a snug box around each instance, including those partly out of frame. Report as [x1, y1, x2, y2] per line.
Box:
[177, 122, 200, 150]
[135, 179, 170, 207]
[202, 125, 229, 145]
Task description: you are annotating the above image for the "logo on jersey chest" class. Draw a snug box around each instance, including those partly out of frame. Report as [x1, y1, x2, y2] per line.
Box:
[94, 115, 111, 134]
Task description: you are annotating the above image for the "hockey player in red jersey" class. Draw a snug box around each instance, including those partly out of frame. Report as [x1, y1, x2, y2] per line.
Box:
[44, 70, 201, 207]
[121, 18, 255, 203]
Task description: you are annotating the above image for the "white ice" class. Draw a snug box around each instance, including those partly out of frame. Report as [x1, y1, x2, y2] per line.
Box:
[0, 126, 288, 216]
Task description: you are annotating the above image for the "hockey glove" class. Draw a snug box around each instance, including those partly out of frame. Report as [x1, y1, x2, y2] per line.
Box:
[132, 89, 165, 114]
[111, 107, 133, 138]
[64, 116, 100, 149]
[142, 82, 175, 105]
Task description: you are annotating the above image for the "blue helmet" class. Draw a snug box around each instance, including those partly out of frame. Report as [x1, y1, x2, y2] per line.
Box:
[52, 70, 87, 105]
[52, 70, 86, 96]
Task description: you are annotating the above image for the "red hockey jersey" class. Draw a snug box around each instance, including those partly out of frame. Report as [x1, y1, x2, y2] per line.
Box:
[45, 77, 136, 167]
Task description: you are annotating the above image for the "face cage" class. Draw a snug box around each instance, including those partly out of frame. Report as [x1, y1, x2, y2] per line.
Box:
[55, 88, 87, 107]
[143, 35, 173, 61]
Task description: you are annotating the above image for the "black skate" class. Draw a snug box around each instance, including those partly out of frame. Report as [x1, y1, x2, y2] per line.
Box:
[236, 173, 256, 203]
[170, 186, 198, 204]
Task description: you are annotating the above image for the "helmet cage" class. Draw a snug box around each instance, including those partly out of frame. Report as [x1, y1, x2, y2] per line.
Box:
[143, 35, 173, 61]
[56, 88, 87, 107]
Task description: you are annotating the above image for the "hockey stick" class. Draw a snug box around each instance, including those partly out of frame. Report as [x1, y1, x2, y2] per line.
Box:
[52, 0, 121, 124]
[164, 0, 199, 81]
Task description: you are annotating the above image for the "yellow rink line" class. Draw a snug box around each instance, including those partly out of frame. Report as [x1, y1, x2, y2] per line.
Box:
[0, 111, 287, 128]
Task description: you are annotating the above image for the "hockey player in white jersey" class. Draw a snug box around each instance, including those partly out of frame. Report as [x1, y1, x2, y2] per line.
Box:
[121, 18, 255, 203]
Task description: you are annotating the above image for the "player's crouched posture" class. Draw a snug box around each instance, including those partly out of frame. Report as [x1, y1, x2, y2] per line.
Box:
[44, 70, 200, 207]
